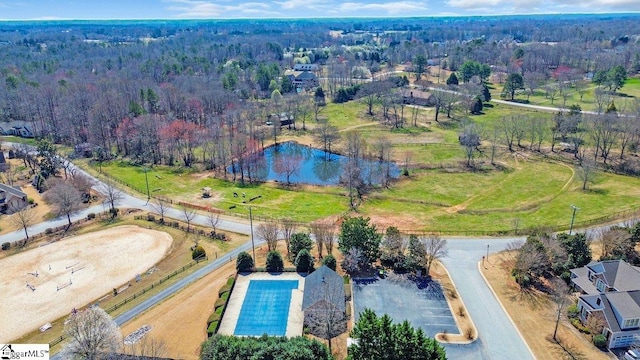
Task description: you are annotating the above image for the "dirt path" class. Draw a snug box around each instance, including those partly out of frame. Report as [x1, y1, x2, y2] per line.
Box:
[120, 261, 237, 359]
[339, 122, 379, 132]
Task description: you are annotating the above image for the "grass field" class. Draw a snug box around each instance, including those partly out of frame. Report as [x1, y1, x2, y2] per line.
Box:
[67, 75, 640, 233]
[492, 77, 640, 113]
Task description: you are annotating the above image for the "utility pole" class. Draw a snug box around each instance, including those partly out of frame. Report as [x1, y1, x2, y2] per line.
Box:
[486, 244, 490, 262]
[569, 205, 580, 235]
[143, 167, 150, 205]
[249, 206, 256, 261]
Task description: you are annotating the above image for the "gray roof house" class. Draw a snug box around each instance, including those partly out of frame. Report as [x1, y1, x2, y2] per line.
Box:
[571, 260, 640, 348]
[293, 71, 319, 89]
[302, 265, 347, 338]
[0, 183, 27, 214]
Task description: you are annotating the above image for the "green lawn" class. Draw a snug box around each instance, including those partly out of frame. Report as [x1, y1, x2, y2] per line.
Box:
[360, 159, 640, 233]
[492, 77, 640, 113]
[68, 79, 640, 233]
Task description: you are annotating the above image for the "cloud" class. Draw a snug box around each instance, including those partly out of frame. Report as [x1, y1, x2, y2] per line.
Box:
[164, 0, 280, 18]
[336, 1, 428, 15]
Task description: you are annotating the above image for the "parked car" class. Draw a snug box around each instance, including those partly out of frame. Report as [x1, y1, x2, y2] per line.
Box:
[625, 348, 640, 360]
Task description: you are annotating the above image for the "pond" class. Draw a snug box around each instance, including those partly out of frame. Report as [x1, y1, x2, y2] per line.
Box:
[231, 141, 400, 186]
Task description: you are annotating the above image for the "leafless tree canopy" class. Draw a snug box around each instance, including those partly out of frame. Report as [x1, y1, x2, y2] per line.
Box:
[151, 198, 169, 224]
[101, 178, 123, 215]
[422, 235, 448, 273]
[62, 307, 122, 360]
[45, 179, 82, 226]
[124, 336, 167, 358]
[181, 205, 197, 232]
[280, 218, 297, 258]
[208, 211, 221, 234]
[257, 222, 280, 252]
[310, 222, 336, 258]
[10, 204, 36, 242]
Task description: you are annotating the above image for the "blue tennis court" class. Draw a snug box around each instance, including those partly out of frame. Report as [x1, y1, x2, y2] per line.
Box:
[233, 280, 299, 336]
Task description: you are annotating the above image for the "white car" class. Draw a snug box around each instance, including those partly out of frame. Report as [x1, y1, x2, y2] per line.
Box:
[625, 349, 640, 360]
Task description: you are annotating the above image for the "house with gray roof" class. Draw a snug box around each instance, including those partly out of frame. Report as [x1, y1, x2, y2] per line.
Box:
[293, 71, 319, 89]
[571, 260, 640, 348]
[0, 183, 27, 214]
[302, 265, 347, 338]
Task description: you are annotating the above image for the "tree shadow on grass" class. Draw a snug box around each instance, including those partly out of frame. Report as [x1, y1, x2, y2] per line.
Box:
[506, 285, 549, 311]
[547, 334, 590, 360]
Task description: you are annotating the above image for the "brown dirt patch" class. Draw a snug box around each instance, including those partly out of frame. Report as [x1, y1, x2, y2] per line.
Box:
[0, 225, 172, 342]
[481, 252, 614, 360]
[120, 261, 237, 359]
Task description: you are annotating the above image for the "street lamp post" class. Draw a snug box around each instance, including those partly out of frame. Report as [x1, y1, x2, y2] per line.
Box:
[569, 205, 580, 235]
[486, 244, 490, 262]
[249, 206, 256, 261]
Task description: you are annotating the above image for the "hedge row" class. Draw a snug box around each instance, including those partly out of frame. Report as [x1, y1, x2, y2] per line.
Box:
[206, 276, 236, 337]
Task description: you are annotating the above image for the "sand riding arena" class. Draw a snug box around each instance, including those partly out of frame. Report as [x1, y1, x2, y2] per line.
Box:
[0, 225, 173, 342]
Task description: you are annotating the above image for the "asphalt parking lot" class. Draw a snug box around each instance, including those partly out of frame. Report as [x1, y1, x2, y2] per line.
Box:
[352, 275, 458, 337]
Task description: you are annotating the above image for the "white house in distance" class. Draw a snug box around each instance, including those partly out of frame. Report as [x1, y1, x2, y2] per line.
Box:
[570, 260, 640, 349]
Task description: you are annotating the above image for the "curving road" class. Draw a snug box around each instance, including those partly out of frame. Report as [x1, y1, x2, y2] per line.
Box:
[2, 145, 534, 359]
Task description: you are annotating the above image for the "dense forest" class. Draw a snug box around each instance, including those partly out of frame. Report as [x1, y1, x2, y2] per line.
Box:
[1, 15, 639, 183]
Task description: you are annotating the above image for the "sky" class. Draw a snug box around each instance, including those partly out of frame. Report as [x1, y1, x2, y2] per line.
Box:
[0, 0, 639, 20]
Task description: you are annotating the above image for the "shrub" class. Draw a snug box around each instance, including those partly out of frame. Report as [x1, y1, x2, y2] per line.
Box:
[322, 254, 337, 271]
[87, 213, 96, 220]
[1, 242, 10, 251]
[214, 298, 227, 310]
[146, 214, 155, 222]
[236, 251, 254, 272]
[27, 198, 35, 205]
[45, 228, 53, 235]
[109, 207, 119, 217]
[295, 249, 315, 273]
[593, 334, 607, 348]
[265, 251, 284, 272]
[571, 318, 590, 333]
[207, 321, 218, 336]
[289, 233, 313, 261]
[207, 312, 221, 325]
[192, 245, 206, 260]
[218, 285, 231, 297]
[567, 304, 579, 318]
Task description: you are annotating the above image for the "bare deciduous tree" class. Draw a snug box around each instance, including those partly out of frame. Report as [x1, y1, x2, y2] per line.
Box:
[124, 336, 167, 358]
[304, 273, 347, 354]
[311, 222, 335, 258]
[181, 205, 196, 233]
[101, 178, 123, 217]
[62, 306, 122, 360]
[10, 204, 36, 244]
[280, 218, 297, 258]
[45, 179, 82, 227]
[151, 198, 169, 224]
[257, 222, 279, 252]
[551, 278, 569, 341]
[422, 235, 448, 274]
[208, 211, 221, 234]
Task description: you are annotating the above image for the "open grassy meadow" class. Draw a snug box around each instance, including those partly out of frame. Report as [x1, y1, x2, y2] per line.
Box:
[70, 77, 640, 233]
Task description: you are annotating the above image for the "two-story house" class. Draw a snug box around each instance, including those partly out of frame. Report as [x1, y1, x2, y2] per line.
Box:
[570, 260, 640, 348]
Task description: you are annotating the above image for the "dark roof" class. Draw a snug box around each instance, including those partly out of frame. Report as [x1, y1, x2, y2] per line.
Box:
[0, 183, 26, 199]
[302, 265, 345, 311]
[295, 71, 317, 80]
[587, 260, 640, 291]
[605, 290, 640, 323]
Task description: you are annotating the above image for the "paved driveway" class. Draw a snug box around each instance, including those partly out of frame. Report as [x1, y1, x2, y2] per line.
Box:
[443, 238, 535, 360]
